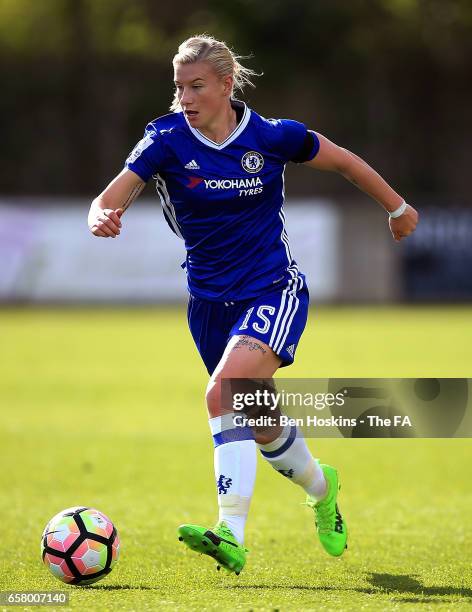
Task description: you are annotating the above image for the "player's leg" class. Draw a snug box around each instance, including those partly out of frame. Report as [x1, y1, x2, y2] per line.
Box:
[206, 332, 282, 538]
[257, 421, 348, 556]
[227, 279, 347, 557]
[179, 332, 281, 573]
[180, 283, 346, 567]
[226, 279, 325, 493]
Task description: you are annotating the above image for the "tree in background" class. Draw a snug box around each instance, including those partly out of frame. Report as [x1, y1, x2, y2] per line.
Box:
[1, 0, 471, 201]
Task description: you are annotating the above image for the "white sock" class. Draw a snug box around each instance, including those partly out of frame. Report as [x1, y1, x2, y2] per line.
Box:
[257, 424, 327, 500]
[210, 415, 257, 545]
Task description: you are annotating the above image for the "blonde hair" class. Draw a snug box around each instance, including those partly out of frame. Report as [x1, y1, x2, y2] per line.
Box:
[170, 34, 259, 111]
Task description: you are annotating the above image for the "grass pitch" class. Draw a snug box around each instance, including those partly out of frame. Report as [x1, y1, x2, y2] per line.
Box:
[0, 305, 471, 611]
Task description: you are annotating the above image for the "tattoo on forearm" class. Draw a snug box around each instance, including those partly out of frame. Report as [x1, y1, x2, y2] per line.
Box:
[122, 182, 145, 211]
[233, 336, 267, 355]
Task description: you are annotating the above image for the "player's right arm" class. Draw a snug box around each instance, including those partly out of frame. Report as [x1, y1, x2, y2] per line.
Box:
[304, 133, 418, 241]
[88, 168, 145, 238]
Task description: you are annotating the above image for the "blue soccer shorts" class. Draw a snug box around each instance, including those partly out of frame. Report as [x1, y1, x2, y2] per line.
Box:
[187, 275, 309, 375]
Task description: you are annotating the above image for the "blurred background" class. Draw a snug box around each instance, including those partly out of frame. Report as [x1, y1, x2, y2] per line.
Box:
[1, 0, 472, 304]
[1, 3, 472, 605]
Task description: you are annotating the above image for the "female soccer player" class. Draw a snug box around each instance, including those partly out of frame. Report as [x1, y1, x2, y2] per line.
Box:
[88, 35, 418, 575]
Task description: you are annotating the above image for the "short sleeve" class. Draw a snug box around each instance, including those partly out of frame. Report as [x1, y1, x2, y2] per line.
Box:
[265, 118, 316, 164]
[125, 125, 165, 182]
[291, 130, 320, 163]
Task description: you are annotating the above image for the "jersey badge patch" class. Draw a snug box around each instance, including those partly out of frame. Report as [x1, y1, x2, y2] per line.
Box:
[241, 151, 264, 173]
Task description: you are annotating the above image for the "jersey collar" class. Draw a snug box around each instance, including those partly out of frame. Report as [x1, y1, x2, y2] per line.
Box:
[183, 101, 251, 150]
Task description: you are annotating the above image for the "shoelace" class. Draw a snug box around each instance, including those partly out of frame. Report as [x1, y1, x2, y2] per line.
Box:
[214, 523, 249, 552]
[216, 524, 234, 540]
[302, 499, 335, 534]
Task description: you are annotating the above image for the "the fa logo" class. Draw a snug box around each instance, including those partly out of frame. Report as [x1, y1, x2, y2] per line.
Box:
[241, 151, 264, 173]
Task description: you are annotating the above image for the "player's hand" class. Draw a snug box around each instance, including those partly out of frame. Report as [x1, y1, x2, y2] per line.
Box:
[89, 208, 124, 238]
[389, 204, 419, 242]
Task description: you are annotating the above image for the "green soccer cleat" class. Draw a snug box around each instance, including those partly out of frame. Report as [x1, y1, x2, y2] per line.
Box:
[177, 521, 247, 575]
[305, 464, 348, 557]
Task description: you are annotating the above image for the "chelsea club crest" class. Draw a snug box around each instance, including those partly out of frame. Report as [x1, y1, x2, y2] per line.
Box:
[241, 151, 264, 173]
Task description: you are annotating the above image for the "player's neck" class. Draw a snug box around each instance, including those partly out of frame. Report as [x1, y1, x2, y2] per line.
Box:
[198, 103, 238, 144]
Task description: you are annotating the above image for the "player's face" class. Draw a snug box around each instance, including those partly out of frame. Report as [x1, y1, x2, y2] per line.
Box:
[174, 61, 232, 129]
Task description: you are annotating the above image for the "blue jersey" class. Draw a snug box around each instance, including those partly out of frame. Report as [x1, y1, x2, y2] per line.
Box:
[125, 101, 319, 301]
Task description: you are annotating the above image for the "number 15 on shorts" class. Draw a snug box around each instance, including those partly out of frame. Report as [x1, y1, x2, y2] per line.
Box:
[239, 306, 275, 334]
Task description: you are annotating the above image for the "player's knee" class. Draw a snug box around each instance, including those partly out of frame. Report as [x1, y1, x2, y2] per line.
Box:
[205, 377, 221, 417]
[206, 370, 238, 417]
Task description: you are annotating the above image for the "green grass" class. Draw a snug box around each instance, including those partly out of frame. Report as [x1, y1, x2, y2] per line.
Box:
[0, 306, 471, 611]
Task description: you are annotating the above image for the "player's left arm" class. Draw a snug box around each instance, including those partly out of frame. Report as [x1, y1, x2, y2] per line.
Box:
[304, 133, 419, 242]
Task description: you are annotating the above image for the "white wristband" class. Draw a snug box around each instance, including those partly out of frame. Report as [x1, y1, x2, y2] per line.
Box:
[389, 200, 408, 219]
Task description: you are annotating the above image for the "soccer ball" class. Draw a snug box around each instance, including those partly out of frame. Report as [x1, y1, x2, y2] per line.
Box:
[41, 506, 120, 585]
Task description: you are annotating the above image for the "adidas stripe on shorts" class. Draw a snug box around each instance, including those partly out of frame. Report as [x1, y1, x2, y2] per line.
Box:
[187, 273, 309, 375]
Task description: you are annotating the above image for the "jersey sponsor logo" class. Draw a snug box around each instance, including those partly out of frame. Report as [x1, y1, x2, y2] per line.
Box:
[241, 151, 264, 173]
[185, 176, 264, 197]
[184, 159, 200, 169]
[286, 344, 295, 358]
[187, 176, 204, 189]
[203, 177, 263, 190]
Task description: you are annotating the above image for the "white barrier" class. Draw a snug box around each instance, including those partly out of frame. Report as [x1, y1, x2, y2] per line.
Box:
[0, 199, 339, 302]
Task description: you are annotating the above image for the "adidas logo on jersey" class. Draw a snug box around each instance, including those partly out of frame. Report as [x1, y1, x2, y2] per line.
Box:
[286, 344, 295, 358]
[185, 160, 200, 170]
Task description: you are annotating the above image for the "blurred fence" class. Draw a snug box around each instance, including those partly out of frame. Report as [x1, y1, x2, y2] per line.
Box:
[0, 199, 339, 303]
[1, 199, 470, 304]
[402, 207, 472, 301]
